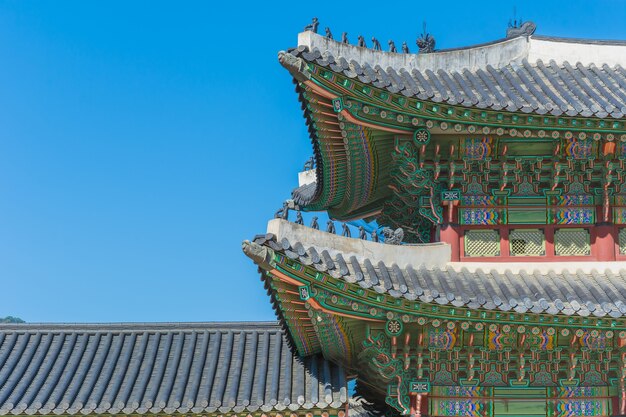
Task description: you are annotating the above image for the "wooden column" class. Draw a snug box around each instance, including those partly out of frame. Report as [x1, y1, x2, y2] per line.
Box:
[440, 224, 460, 261]
[594, 223, 616, 261]
[410, 393, 429, 417]
[611, 387, 626, 416]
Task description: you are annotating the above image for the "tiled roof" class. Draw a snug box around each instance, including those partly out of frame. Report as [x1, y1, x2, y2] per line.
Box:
[250, 232, 626, 319]
[0, 322, 348, 416]
[292, 182, 317, 207]
[283, 40, 626, 119]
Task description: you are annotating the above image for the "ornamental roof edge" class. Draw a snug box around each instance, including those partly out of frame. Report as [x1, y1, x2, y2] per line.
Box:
[297, 30, 626, 71]
[297, 31, 530, 72]
[266, 219, 451, 270]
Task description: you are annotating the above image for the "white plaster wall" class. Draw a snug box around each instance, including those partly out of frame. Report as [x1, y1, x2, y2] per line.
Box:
[529, 38, 626, 67]
[267, 219, 451, 269]
[298, 31, 530, 72]
[298, 31, 626, 72]
[298, 170, 316, 186]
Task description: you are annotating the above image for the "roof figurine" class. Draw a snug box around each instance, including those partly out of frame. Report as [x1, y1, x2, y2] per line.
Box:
[401, 41, 409, 53]
[371, 229, 378, 242]
[303, 17, 319, 33]
[295, 210, 304, 225]
[371, 37, 381, 50]
[358, 226, 367, 240]
[416, 22, 435, 53]
[357, 35, 366, 47]
[326, 219, 336, 233]
[325, 27, 333, 39]
[274, 201, 289, 220]
[303, 156, 315, 170]
[310, 215, 319, 229]
[341, 32, 349, 44]
[388, 40, 397, 52]
[381, 227, 404, 244]
[506, 19, 537, 38]
[341, 222, 351, 237]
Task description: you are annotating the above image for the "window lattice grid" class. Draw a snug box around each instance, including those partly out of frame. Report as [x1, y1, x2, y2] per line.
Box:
[555, 228, 590, 256]
[620, 229, 626, 255]
[464, 230, 500, 257]
[509, 229, 545, 256]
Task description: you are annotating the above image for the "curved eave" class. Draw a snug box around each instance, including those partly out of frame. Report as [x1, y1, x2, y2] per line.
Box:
[287, 31, 626, 122]
[245, 220, 626, 327]
[284, 58, 395, 218]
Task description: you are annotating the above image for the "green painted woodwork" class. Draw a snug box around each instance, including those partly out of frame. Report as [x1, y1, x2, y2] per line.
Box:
[294, 63, 626, 224]
[254, 245, 626, 416]
[507, 208, 547, 224]
[308, 67, 626, 136]
[272, 249, 626, 331]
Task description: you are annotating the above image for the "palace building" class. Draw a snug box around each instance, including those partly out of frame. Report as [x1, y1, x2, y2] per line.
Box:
[2, 21, 626, 417]
[243, 22, 626, 417]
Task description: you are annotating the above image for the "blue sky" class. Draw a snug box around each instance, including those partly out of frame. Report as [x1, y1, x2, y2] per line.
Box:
[1, 0, 625, 322]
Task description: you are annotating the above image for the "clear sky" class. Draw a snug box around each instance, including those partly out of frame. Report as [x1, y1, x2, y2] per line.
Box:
[1, 0, 626, 323]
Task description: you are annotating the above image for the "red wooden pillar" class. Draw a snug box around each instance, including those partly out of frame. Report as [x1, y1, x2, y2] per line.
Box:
[594, 223, 616, 261]
[611, 387, 626, 416]
[410, 393, 429, 417]
[440, 224, 460, 261]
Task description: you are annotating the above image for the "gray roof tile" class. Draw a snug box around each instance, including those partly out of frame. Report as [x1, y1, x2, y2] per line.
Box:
[251, 233, 626, 318]
[0, 323, 347, 416]
[285, 47, 626, 118]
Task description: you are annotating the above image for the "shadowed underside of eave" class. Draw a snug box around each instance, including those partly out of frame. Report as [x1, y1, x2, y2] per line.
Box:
[291, 82, 394, 219]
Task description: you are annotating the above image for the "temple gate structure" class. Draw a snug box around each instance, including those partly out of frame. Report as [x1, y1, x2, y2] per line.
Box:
[243, 22, 626, 417]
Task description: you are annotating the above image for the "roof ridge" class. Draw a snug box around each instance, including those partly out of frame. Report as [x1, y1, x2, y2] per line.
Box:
[0, 321, 283, 331]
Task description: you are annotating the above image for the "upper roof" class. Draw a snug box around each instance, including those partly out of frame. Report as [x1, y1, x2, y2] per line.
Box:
[0, 322, 348, 416]
[284, 30, 626, 118]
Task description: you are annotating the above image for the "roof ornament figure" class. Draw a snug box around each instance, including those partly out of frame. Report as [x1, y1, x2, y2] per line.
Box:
[371, 37, 382, 50]
[274, 201, 289, 220]
[371, 229, 379, 242]
[341, 32, 349, 44]
[310, 216, 319, 230]
[295, 210, 304, 225]
[326, 220, 336, 234]
[381, 227, 404, 245]
[401, 41, 409, 54]
[303, 156, 315, 171]
[304, 17, 319, 33]
[342, 223, 351, 237]
[359, 226, 368, 240]
[325, 27, 333, 39]
[416, 22, 435, 53]
[357, 35, 366, 48]
[388, 40, 397, 53]
[506, 20, 537, 38]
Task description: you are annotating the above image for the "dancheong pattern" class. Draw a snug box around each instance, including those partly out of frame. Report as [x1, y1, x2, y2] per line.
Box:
[264, 27, 626, 417]
[431, 387, 484, 417]
[429, 328, 457, 349]
[463, 137, 494, 160]
[552, 388, 610, 417]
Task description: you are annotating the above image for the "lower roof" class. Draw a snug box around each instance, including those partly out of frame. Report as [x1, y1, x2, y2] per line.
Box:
[248, 220, 626, 319]
[0, 322, 348, 416]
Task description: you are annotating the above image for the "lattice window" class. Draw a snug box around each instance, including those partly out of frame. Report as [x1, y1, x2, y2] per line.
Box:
[509, 229, 545, 256]
[464, 230, 500, 257]
[554, 228, 590, 256]
[620, 228, 626, 255]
